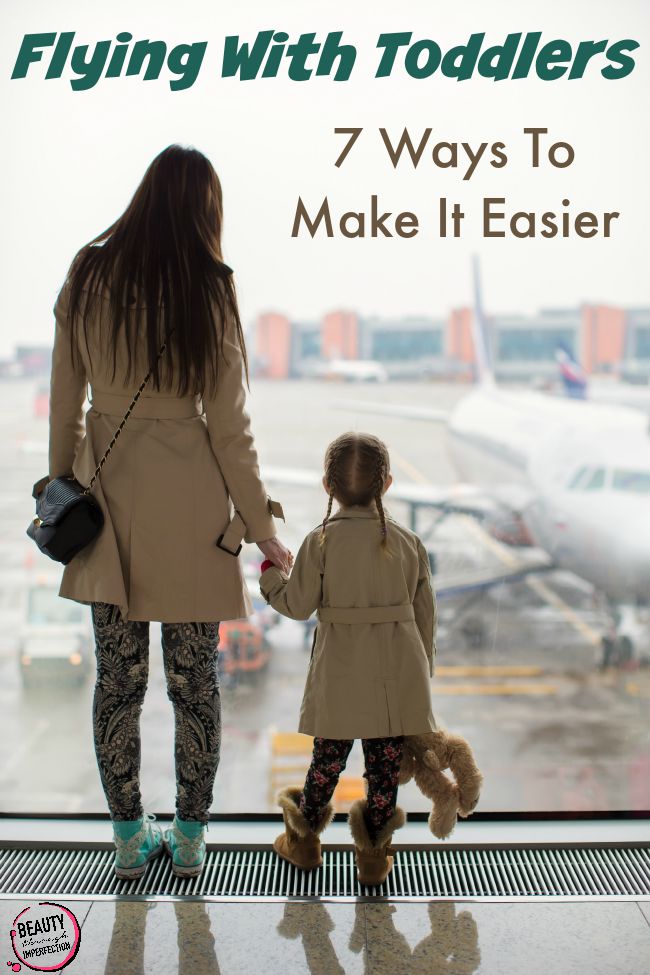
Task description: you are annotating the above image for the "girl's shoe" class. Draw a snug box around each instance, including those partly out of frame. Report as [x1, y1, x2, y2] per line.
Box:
[348, 800, 406, 886]
[163, 814, 207, 878]
[112, 813, 164, 880]
[274, 786, 335, 871]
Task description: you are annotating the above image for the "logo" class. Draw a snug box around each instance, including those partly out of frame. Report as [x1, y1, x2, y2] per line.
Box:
[7, 902, 81, 972]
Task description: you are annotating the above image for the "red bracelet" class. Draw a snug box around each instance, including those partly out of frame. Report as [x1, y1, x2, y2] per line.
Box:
[260, 559, 275, 573]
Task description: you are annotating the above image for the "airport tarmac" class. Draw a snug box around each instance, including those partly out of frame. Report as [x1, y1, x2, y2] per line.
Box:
[0, 377, 648, 816]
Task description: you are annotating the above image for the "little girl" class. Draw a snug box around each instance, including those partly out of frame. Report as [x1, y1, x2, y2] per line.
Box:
[259, 431, 437, 885]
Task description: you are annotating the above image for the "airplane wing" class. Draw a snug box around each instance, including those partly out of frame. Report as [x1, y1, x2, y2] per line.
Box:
[262, 465, 498, 519]
[434, 555, 555, 599]
[379, 479, 495, 518]
[333, 401, 450, 423]
[261, 465, 555, 599]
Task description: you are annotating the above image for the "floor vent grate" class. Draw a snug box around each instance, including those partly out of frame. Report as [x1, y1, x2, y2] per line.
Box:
[1, 846, 649, 899]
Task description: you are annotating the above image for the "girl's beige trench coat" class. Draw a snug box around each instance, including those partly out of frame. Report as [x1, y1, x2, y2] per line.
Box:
[259, 507, 439, 739]
[36, 277, 283, 623]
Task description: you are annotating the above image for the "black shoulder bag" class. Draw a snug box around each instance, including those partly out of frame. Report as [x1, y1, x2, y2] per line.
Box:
[27, 338, 169, 565]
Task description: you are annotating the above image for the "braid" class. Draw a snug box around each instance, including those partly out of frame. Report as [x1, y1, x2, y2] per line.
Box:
[371, 449, 392, 558]
[375, 490, 391, 556]
[319, 436, 349, 547]
[319, 488, 335, 547]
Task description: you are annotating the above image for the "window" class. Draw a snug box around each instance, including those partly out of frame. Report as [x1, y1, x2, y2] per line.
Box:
[612, 469, 650, 493]
[370, 329, 442, 360]
[2, 0, 648, 834]
[634, 326, 650, 359]
[567, 465, 588, 489]
[583, 467, 607, 490]
[497, 327, 576, 361]
[297, 330, 321, 359]
[6, 364, 647, 820]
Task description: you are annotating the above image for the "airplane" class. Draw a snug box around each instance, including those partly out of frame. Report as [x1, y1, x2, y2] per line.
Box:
[307, 357, 388, 383]
[263, 256, 650, 664]
[554, 341, 650, 413]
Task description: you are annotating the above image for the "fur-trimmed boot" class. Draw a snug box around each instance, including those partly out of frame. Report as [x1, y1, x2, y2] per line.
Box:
[348, 799, 406, 886]
[274, 786, 335, 870]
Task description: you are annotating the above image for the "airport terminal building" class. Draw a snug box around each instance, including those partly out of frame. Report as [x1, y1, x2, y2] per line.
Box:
[253, 304, 650, 382]
[4, 305, 649, 385]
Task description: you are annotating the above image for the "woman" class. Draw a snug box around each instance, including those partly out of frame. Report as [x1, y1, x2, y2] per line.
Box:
[37, 144, 292, 880]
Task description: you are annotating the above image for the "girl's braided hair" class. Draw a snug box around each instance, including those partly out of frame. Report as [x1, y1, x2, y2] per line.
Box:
[319, 431, 392, 556]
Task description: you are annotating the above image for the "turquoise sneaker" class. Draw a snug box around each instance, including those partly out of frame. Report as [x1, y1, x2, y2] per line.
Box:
[163, 814, 207, 878]
[112, 813, 164, 880]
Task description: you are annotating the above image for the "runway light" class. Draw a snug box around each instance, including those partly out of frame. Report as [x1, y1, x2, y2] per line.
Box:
[69, 653, 83, 666]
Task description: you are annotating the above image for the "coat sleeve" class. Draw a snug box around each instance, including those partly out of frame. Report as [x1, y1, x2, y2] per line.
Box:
[202, 309, 276, 545]
[259, 532, 322, 621]
[413, 537, 437, 677]
[48, 282, 87, 480]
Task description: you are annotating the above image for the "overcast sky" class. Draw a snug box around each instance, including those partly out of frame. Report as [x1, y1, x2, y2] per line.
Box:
[1, 0, 648, 356]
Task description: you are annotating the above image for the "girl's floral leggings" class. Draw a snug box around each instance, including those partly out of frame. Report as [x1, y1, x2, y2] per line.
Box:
[91, 602, 221, 825]
[300, 736, 404, 840]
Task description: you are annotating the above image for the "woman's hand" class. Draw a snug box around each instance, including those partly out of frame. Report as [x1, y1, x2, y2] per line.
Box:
[257, 536, 293, 574]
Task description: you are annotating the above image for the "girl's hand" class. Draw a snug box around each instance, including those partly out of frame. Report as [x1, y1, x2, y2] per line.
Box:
[257, 536, 293, 574]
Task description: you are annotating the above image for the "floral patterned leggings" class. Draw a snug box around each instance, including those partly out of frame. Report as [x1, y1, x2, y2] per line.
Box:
[299, 736, 404, 841]
[91, 602, 221, 825]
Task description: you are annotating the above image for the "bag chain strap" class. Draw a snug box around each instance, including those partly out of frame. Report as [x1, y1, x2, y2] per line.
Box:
[83, 338, 169, 496]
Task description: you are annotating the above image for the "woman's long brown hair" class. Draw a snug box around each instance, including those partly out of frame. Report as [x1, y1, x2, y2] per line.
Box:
[64, 144, 248, 397]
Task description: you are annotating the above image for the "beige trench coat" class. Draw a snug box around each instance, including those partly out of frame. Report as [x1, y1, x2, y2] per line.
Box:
[259, 505, 438, 739]
[38, 277, 283, 623]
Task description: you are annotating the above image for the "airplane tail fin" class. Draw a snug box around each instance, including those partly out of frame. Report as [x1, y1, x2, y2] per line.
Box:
[470, 255, 495, 386]
[554, 341, 588, 399]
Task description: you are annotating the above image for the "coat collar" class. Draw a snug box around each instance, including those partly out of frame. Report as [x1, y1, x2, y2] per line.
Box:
[327, 503, 394, 521]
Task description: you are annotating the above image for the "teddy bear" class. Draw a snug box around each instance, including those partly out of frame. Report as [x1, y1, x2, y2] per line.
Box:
[398, 727, 484, 840]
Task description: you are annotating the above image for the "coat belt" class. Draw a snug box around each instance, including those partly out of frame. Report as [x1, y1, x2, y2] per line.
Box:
[90, 389, 203, 419]
[317, 605, 415, 624]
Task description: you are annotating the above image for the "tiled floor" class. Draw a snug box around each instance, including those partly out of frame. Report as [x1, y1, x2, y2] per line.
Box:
[1, 898, 649, 974]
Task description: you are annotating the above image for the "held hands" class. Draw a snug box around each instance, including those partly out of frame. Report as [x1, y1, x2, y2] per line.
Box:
[257, 536, 293, 575]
